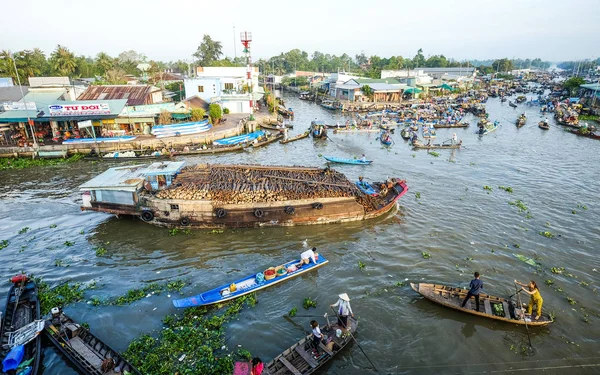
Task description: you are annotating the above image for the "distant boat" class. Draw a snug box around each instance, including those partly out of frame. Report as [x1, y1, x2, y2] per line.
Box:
[173, 254, 329, 307]
[320, 100, 342, 110]
[322, 156, 372, 165]
[213, 130, 265, 145]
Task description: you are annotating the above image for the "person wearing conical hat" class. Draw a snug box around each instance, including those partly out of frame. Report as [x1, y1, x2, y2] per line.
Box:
[331, 293, 353, 330]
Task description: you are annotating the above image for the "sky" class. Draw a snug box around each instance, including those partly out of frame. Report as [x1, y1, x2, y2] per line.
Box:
[2, 0, 599, 63]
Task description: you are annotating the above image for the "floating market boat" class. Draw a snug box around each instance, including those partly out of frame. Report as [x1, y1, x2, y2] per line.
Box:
[355, 180, 378, 196]
[410, 282, 553, 326]
[0, 275, 42, 375]
[62, 136, 137, 144]
[400, 127, 412, 140]
[320, 100, 342, 110]
[422, 125, 437, 139]
[516, 115, 527, 128]
[477, 120, 498, 135]
[332, 127, 380, 133]
[172, 144, 244, 155]
[263, 313, 358, 375]
[260, 123, 285, 131]
[280, 131, 309, 144]
[310, 120, 328, 139]
[509, 101, 518, 108]
[277, 105, 294, 117]
[379, 131, 393, 146]
[538, 121, 550, 130]
[213, 130, 265, 146]
[432, 122, 469, 129]
[249, 133, 284, 148]
[173, 254, 329, 308]
[79, 162, 408, 228]
[322, 156, 372, 165]
[151, 120, 212, 138]
[45, 309, 142, 375]
[566, 128, 600, 140]
[299, 91, 314, 100]
[412, 140, 462, 150]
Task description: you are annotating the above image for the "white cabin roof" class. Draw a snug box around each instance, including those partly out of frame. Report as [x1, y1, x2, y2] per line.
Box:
[79, 161, 185, 192]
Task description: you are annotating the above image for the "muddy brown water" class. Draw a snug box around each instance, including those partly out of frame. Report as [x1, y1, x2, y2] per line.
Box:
[1, 89, 599, 374]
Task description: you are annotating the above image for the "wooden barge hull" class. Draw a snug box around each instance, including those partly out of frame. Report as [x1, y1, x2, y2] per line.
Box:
[84, 181, 407, 228]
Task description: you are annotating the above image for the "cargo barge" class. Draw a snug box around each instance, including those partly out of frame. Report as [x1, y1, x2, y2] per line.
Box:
[79, 162, 407, 228]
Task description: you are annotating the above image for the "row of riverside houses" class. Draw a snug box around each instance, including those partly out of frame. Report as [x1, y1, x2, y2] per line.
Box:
[0, 67, 263, 147]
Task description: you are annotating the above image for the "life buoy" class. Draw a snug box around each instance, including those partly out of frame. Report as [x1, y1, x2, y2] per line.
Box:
[284, 206, 295, 215]
[312, 202, 323, 210]
[254, 208, 264, 218]
[141, 211, 154, 222]
[180, 217, 190, 226]
[215, 208, 227, 218]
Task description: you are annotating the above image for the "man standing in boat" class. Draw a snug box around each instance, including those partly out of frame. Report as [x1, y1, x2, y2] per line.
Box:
[461, 272, 483, 312]
[331, 293, 353, 330]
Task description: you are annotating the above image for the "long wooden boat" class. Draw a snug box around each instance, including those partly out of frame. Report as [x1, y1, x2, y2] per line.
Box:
[412, 141, 461, 150]
[566, 128, 600, 140]
[332, 128, 380, 133]
[84, 153, 172, 161]
[516, 116, 527, 128]
[411, 282, 553, 326]
[0, 276, 42, 375]
[261, 123, 286, 131]
[172, 144, 244, 155]
[173, 255, 329, 308]
[79, 163, 408, 228]
[263, 315, 358, 375]
[322, 156, 372, 165]
[213, 130, 266, 146]
[280, 131, 309, 144]
[432, 122, 469, 128]
[45, 310, 142, 375]
[250, 134, 284, 148]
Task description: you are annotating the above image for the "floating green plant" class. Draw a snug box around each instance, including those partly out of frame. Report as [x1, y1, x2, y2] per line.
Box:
[303, 297, 317, 309]
[0, 240, 8, 250]
[422, 252, 431, 259]
[415, 192, 421, 199]
[498, 186, 513, 193]
[18, 227, 30, 234]
[483, 185, 493, 191]
[429, 151, 440, 157]
[35, 278, 91, 315]
[358, 260, 366, 270]
[95, 247, 107, 257]
[540, 231, 555, 238]
[288, 307, 298, 317]
[551, 267, 565, 274]
[64, 241, 74, 246]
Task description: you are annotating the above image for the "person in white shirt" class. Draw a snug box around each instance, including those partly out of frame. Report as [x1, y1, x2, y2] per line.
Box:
[360, 154, 366, 162]
[451, 133, 458, 145]
[331, 293, 353, 330]
[300, 247, 317, 265]
[310, 320, 325, 356]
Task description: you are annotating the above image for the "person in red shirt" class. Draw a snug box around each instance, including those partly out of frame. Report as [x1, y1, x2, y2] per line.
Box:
[251, 357, 263, 375]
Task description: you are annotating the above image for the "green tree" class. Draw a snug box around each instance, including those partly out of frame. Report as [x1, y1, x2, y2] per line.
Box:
[190, 108, 206, 121]
[171, 60, 189, 75]
[95, 52, 114, 75]
[563, 77, 586, 96]
[208, 103, 223, 125]
[413, 48, 426, 68]
[193, 35, 223, 66]
[50, 45, 77, 76]
[492, 58, 514, 73]
[165, 82, 185, 102]
[361, 85, 374, 100]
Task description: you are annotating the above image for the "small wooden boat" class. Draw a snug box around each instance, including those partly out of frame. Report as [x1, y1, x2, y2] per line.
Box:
[509, 101, 517, 108]
[173, 144, 244, 155]
[85, 152, 172, 161]
[173, 255, 329, 308]
[411, 283, 553, 326]
[538, 121, 550, 130]
[261, 123, 286, 131]
[0, 275, 42, 375]
[310, 121, 328, 139]
[333, 128, 380, 133]
[477, 121, 498, 135]
[422, 125, 437, 139]
[320, 100, 342, 110]
[412, 141, 462, 150]
[280, 131, 309, 144]
[432, 122, 469, 129]
[263, 315, 358, 375]
[250, 134, 284, 148]
[322, 156, 372, 165]
[566, 128, 600, 140]
[516, 115, 527, 128]
[213, 130, 265, 146]
[400, 127, 412, 140]
[45, 310, 142, 375]
[355, 180, 378, 196]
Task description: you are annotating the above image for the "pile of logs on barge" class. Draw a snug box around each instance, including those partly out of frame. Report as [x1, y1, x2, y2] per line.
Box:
[79, 162, 408, 228]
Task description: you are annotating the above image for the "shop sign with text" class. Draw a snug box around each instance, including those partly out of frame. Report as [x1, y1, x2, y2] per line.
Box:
[49, 103, 111, 116]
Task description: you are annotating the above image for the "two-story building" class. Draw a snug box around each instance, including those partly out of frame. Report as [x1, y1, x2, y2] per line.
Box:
[183, 67, 263, 114]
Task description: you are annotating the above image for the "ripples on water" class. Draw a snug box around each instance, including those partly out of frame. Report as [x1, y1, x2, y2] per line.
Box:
[0, 91, 599, 374]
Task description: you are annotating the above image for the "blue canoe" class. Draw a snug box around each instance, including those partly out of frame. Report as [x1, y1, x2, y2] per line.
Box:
[380, 137, 393, 146]
[172, 254, 329, 308]
[213, 130, 265, 146]
[356, 181, 378, 196]
[323, 155, 372, 165]
[151, 120, 211, 138]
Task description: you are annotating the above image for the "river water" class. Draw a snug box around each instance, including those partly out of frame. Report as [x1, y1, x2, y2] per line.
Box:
[1, 90, 599, 374]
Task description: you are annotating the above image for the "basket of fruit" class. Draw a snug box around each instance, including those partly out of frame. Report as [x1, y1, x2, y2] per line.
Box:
[264, 267, 276, 280]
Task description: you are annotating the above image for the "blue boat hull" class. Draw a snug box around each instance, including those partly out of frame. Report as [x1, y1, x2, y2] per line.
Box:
[356, 181, 378, 196]
[213, 130, 265, 146]
[323, 156, 372, 165]
[173, 255, 329, 308]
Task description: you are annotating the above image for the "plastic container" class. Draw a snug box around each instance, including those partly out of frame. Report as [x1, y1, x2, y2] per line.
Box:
[2, 344, 25, 372]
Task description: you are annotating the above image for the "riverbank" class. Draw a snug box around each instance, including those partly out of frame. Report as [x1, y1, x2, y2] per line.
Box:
[0, 111, 279, 159]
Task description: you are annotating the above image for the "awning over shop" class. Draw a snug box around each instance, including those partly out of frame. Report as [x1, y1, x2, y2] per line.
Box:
[171, 113, 191, 120]
[404, 87, 423, 94]
[438, 83, 456, 91]
[0, 110, 39, 123]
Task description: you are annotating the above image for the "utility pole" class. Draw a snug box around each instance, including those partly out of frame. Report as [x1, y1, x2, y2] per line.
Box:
[233, 25, 237, 62]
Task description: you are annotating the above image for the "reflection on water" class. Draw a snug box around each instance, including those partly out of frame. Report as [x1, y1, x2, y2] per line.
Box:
[0, 90, 599, 374]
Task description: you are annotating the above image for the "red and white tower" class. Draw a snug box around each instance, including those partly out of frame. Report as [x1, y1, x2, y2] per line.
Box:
[240, 31, 253, 112]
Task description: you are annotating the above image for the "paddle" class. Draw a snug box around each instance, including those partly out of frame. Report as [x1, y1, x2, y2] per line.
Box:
[330, 306, 380, 374]
[508, 288, 523, 299]
[515, 283, 533, 350]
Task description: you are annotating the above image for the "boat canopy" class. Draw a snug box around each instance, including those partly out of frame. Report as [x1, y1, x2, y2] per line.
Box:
[79, 161, 186, 192]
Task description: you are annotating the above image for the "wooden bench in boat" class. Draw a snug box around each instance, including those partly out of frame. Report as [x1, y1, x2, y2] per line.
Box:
[278, 357, 301, 375]
[294, 346, 317, 368]
[319, 343, 334, 356]
[484, 299, 493, 315]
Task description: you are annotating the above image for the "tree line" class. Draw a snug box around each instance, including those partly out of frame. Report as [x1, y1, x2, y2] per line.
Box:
[0, 34, 591, 86]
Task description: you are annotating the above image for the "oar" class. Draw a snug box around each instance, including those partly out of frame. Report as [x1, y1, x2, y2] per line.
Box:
[330, 307, 380, 374]
[515, 283, 533, 350]
[508, 288, 523, 299]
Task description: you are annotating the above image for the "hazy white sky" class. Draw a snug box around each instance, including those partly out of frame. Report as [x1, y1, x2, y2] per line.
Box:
[2, 0, 598, 62]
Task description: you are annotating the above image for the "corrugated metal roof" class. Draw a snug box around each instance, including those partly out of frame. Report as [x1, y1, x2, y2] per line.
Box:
[22, 90, 66, 105]
[0, 110, 38, 123]
[0, 86, 29, 102]
[0, 77, 14, 87]
[79, 161, 185, 191]
[77, 85, 156, 106]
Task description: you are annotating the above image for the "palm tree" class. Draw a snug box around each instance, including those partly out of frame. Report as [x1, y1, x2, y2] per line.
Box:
[95, 52, 114, 75]
[50, 45, 77, 76]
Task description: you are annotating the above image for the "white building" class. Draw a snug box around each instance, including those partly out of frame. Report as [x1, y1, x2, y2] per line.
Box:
[184, 67, 262, 114]
[327, 72, 362, 98]
[382, 67, 476, 82]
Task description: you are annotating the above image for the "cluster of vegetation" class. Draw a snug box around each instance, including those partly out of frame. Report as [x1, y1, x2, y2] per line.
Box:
[124, 294, 256, 375]
[0, 154, 84, 171]
[302, 297, 317, 309]
[35, 278, 95, 315]
[108, 280, 187, 306]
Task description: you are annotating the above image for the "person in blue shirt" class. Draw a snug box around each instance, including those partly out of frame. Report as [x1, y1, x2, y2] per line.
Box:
[461, 272, 483, 312]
